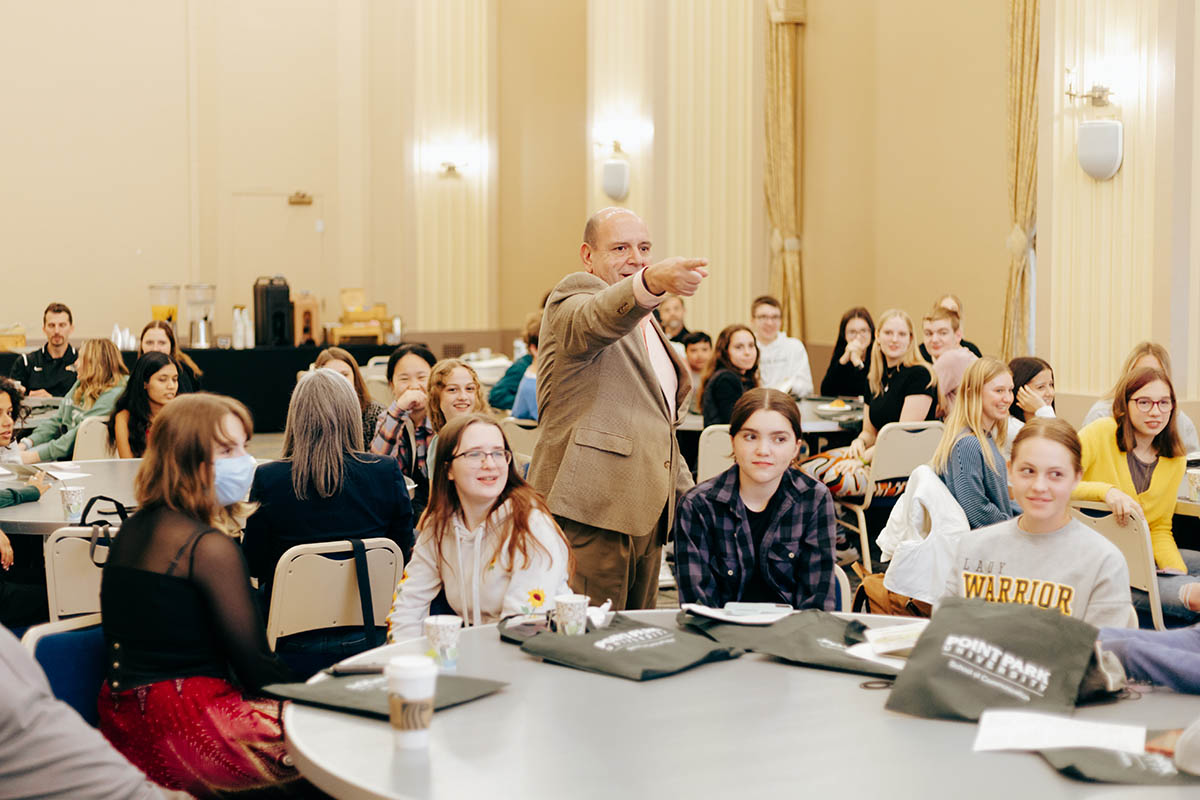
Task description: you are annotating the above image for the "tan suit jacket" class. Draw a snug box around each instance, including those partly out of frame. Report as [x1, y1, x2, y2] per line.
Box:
[529, 271, 694, 537]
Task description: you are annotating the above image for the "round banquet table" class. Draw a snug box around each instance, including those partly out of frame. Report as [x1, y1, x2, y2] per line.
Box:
[0, 458, 141, 536]
[283, 610, 1200, 800]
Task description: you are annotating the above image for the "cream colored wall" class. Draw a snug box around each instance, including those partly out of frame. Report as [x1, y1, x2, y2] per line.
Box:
[497, 0, 588, 330]
[1, 1, 191, 339]
[587, 0, 766, 338]
[802, 0, 1009, 355]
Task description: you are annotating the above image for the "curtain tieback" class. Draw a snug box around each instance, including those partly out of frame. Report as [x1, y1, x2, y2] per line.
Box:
[1005, 223, 1031, 258]
[771, 228, 802, 254]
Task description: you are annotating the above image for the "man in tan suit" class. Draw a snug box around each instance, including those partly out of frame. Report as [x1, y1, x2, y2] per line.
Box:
[529, 208, 708, 610]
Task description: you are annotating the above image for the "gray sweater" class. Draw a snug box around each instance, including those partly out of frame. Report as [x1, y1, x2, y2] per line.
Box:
[942, 517, 1132, 628]
[938, 433, 1021, 529]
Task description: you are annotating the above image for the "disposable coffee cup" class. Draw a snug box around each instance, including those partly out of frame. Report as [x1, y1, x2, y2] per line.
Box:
[1188, 469, 1200, 503]
[60, 485, 85, 524]
[553, 593, 589, 636]
[423, 615, 463, 672]
[385, 655, 438, 749]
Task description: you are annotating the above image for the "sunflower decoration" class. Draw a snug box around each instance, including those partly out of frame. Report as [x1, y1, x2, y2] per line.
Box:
[526, 588, 546, 609]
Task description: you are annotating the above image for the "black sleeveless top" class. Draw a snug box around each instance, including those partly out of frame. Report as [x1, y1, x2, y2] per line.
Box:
[100, 504, 293, 692]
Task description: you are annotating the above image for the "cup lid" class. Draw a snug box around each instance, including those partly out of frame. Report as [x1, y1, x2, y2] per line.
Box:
[385, 654, 438, 678]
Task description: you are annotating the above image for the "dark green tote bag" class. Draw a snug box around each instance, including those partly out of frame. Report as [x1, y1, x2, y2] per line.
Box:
[676, 609, 900, 678]
[885, 597, 1103, 721]
[519, 613, 742, 681]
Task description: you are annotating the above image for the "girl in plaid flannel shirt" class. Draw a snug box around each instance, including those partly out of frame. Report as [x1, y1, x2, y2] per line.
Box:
[674, 388, 837, 609]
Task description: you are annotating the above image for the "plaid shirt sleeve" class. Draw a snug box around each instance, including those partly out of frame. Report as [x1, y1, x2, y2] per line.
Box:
[793, 481, 837, 611]
[370, 401, 404, 456]
[672, 489, 727, 607]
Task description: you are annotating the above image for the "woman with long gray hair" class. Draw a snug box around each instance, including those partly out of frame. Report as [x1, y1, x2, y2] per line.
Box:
[242, 368, 414, 663]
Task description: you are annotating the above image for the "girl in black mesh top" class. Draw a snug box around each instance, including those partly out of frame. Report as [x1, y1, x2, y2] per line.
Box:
[97, 393, 308, 798]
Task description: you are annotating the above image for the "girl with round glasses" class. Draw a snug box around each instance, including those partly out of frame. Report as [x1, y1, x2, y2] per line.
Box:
[387, 413, 572, 638]
[1075, 366, 1200, 623]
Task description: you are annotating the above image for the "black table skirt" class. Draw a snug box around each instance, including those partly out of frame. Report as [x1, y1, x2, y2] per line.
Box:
[0, 345, 395, 433]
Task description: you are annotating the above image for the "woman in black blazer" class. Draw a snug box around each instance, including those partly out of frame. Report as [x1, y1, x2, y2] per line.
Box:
[242, 369, 414, 667]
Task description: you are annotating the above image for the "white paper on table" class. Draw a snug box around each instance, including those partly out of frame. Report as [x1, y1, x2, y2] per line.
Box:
[863, 620, 929, 655]
[43, 469, 92, 481]
[843, 642, 908, 671]
[973, 709, 1145, 754]
[680, 602, 794, 626]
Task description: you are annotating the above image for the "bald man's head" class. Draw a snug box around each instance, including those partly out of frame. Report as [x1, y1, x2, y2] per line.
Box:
[580, 208, 652, 285]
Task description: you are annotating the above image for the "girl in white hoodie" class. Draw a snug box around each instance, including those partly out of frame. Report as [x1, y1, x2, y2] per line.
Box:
[388, 413, 572, 639]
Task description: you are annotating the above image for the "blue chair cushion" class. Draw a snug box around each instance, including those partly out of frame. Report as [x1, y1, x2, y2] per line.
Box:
[33, 623, 107, 727]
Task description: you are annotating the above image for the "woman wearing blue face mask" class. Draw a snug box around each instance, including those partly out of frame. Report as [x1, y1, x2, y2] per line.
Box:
[97, 393, 310, 798]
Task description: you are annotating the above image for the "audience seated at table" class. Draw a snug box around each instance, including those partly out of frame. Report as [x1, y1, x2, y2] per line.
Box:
[243, 369, 414, 664]
[918, 293, 982, 362]
[931, 347, 977, 419]
[657, 295, 690, 343]
[314, 346, 385, 445]
[1083, 341, 1200, 453]
[919, 305, 966, 364]
[1004, 356, 1056, 457]
[387, 413, 571, 639]
[97, 393, 304, 798]
[107, 352, 178, 459]
[426, 358, 491, 477]
[931, 358, 1020, 530]
[820, 307, 873, 399]
[675, 389, 836, 610]
[8, 302, 77, 398]
[681, 331, 712, 414]
[0, 377, 53, 628]
[941, 418, 1132, 628]
[751, 295, 813, 397]
[371, 344, 438, 517]
[701, 324, 760, 428]
[511, 313, 541, 422]
[1075, 367, 1200, 624]
[0, 377, 50, 508]
[137, 320, 202, 394]
[799, 309, 936, 499]
[8, 339, 128, 464]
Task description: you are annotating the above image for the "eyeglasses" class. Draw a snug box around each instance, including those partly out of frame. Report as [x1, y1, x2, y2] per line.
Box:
[1132, 397, 1173, 413]
[753, 313, 782, 321]
[452, 449, 512, 466]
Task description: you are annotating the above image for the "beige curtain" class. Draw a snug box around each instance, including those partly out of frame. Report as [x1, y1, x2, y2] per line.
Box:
[764, 0, 806, 340]
[1000, 0, 1039, 360]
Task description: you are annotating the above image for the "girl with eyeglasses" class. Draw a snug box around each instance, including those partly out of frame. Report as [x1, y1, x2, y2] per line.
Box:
[387, 413, 572, 639]
[1075, 367, 1200, 622]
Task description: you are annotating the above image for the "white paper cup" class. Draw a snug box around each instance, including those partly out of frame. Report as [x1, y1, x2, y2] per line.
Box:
[553, 593, 589, 636]
[385, 655, 438, 749]
[60, 485, 85, 524]
[1188, 469, 1200, 502]
[423, 615, 463, 672]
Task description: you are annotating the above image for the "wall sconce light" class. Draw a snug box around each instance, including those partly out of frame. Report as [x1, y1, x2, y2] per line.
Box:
[416, 140, 487, 177]
[1064, 67, 1114, 107]
[1077, 119, 1123, 181]
[440, 162, 461, 178]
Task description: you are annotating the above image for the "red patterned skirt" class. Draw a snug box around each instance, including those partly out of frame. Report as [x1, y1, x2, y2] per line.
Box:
[98, 676, 303, 798]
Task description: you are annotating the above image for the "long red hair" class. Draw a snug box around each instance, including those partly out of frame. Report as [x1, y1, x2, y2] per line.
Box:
[420, 413, 571, 577]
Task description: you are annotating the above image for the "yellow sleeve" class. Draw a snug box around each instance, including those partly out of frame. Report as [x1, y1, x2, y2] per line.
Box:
[1145, 458, 1187, 573]
[1073, 421, 1115, 502]
[1073, 481, 1113, 502]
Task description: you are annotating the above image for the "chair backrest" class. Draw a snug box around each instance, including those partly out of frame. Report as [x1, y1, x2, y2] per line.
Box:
[365, 375, 393, 408]
[366, 355, 390, 369]
[21, 613, 105, 726]
[1070, 501, 1164, 630]
[833, 564, 851, 612]
[266, 538, 404, 649]
[500, 416, 541, 458]
[72, 416, 113, 460]
[868, 421, 945, 485]
[696, 424, 733, 483]
[44, 526, 113, 622]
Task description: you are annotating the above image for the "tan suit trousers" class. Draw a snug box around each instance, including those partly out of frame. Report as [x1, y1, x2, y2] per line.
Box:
[556, 512, 666, 612]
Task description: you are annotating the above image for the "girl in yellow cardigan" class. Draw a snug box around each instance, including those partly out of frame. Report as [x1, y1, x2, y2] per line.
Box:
[1075, 367, 1200, 622]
